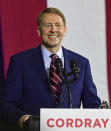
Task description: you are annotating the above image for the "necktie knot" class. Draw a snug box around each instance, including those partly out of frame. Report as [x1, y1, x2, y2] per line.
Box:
[50, 54, 58, 60]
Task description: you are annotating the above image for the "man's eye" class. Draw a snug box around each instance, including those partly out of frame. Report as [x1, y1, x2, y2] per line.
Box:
[45, 24, 51, 27]
[56, 24, 61, 26]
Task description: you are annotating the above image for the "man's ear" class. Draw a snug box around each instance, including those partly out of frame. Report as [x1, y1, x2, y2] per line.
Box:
[64, 26, 67, 36]
[37, 29, 41, 37]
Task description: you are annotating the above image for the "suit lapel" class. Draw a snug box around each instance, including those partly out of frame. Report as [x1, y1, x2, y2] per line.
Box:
[63, 47, 71, 75]
[31, 45, 55, 101]
[32, 45, 48, 81]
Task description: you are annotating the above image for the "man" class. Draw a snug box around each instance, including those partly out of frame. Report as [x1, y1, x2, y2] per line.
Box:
[0, 7, 101, 129]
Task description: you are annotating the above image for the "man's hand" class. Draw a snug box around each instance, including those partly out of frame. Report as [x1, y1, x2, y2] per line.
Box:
[18, 114, 31, 128]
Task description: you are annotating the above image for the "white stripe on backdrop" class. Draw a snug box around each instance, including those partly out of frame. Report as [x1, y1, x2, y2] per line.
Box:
[47, 0, 109, 102]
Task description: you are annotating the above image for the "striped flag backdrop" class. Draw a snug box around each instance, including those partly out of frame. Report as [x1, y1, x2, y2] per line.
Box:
[0, 0, 111, 106]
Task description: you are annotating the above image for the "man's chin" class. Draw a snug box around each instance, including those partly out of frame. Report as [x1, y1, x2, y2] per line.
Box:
[42, 42, 60, 48]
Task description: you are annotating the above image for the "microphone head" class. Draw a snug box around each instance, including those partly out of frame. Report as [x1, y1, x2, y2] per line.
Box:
[70, 59, 78, 69]
[55, 58, 63, 69]
[70, 59, 80, 78]
[55, 58, 65, 79]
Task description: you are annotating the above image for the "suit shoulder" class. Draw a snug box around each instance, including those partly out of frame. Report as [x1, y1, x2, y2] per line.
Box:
[63, 47, 89, 62]
[10, 45, 40, 60]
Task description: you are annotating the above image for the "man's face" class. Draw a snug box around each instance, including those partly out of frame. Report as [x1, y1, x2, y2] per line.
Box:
[38, 13, 66, 49]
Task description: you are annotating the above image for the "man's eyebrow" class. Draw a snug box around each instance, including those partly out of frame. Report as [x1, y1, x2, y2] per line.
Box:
[44, 22, 62, 24]
[42, 22, 51, 25]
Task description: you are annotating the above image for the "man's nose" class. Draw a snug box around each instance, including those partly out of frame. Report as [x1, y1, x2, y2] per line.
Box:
[50, 24, 57, 32]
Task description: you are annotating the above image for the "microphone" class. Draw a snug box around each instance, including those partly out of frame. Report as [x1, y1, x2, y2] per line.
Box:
[55, 58, 65, 80]
[70, 59, 80, 79]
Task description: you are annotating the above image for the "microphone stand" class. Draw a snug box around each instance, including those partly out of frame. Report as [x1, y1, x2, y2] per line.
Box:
[55, 58, 80, 108]
[58, 72, 79, 108]
[67, 81, 72, 108]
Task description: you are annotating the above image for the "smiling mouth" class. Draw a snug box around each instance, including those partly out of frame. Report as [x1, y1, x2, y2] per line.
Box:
[48, 34, 58, 38]
[48, 36, 58, 38]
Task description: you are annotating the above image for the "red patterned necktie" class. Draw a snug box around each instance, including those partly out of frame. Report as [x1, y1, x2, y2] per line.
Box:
[49, 54, 61, 103]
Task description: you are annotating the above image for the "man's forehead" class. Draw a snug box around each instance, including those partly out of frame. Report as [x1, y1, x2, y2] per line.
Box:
[42, 13, 63, 23]
[42, 12, 60, 17]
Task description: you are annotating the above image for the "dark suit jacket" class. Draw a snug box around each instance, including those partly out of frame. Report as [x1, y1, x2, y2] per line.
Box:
[0, 45, 101, 124]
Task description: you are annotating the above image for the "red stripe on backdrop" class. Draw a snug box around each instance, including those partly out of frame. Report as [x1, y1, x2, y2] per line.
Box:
[0, 0, 47, 77]
[105, 0, 111, 107]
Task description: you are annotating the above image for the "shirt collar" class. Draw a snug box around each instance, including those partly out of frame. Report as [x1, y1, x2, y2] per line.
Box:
[41, 44, 64, 69]
[41, 44, 63, 59]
